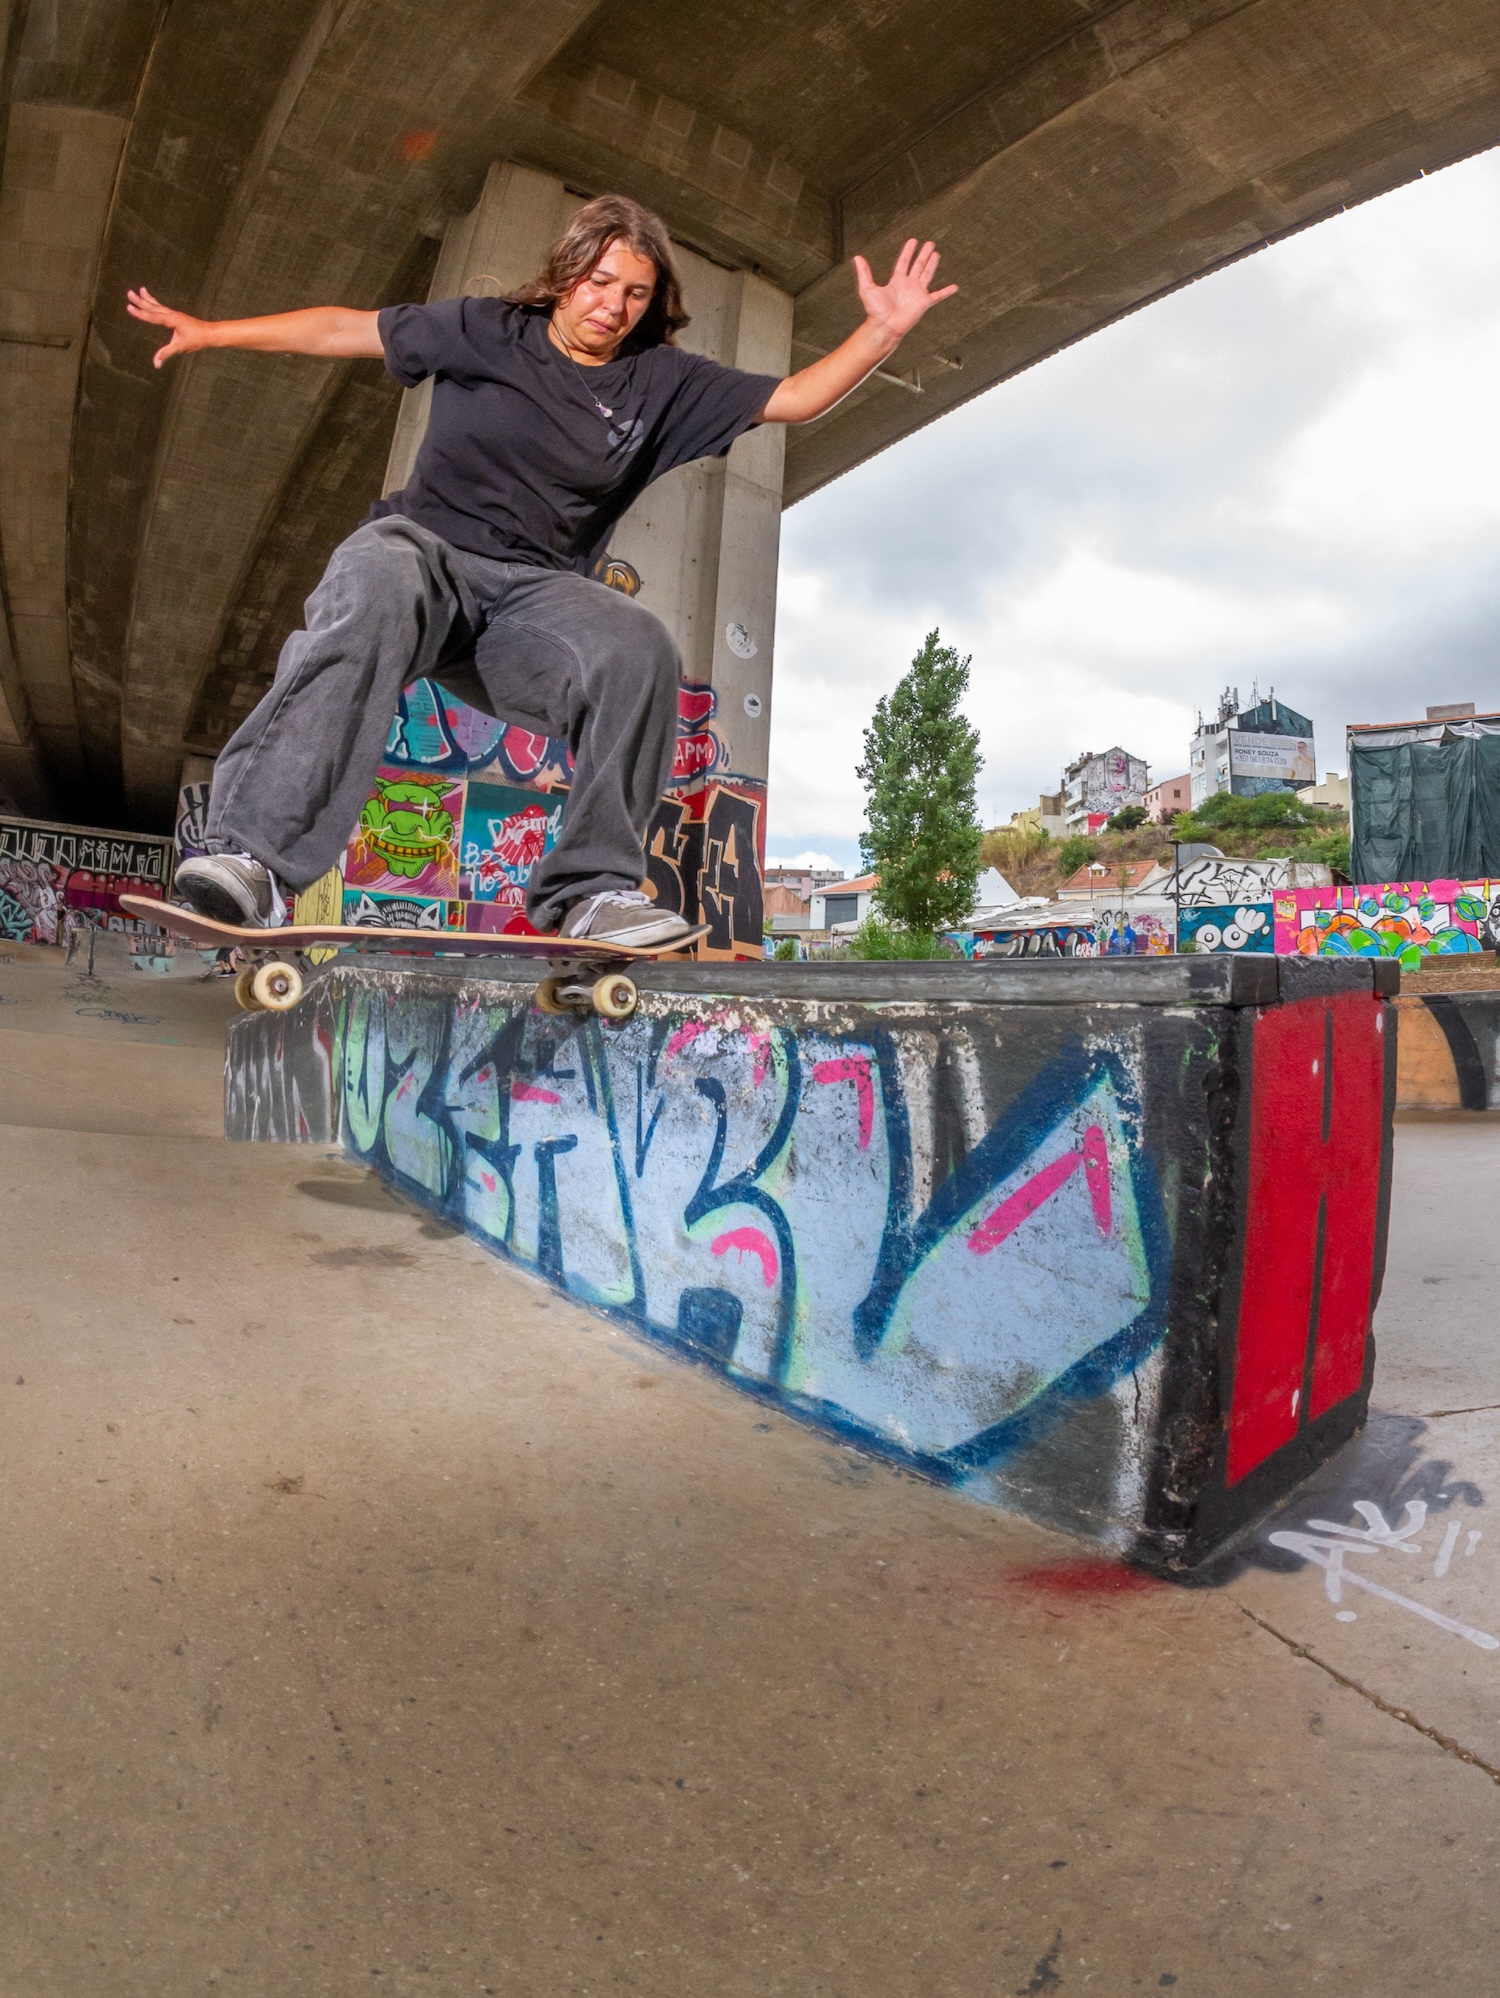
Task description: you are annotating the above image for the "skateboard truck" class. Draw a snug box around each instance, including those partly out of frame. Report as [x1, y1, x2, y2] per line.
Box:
[535, 967, 639, 1020]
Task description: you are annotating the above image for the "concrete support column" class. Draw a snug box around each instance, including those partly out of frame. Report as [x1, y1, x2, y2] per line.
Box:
[384, 163, 792, 955]
[382, 163, 580, 500]
[606, 259, 790, 791]
[0, 615, 50, 816]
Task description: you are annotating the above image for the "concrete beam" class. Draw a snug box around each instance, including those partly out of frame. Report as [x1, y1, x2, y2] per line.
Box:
[783, 0, 1500, 500]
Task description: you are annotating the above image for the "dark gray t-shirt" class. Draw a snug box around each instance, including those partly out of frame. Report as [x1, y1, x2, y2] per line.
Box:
[374, 297, 780, 572]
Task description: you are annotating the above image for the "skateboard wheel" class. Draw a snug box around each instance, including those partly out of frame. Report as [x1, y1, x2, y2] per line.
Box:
[251, 959, 303, 1011]
[233, 965, 261, 1011]
[535, 974, 572, 1015]
[592, 973, 637, 1020]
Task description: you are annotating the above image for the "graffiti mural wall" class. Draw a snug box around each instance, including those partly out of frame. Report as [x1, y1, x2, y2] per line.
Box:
[1276, 881, 1500, 967]
[0, 817, 172, 944]
[1178, 904, 1274, 953]
[976, 906, 1175, 958]
[307, 676, 765, 957]
[227, 956, 1396, 1569]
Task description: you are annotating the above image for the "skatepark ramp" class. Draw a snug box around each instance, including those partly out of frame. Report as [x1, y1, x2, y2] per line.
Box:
[224, 953, 1398, 1572]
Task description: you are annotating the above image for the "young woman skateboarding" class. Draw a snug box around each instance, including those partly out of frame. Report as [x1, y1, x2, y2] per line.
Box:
[127, 194, 956, 947]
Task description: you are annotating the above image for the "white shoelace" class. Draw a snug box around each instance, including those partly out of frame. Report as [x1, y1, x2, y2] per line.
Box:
[569, 889, 654, 934]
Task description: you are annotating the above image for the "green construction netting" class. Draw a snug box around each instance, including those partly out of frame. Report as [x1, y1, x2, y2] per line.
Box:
[1351, 724, 1500, 882]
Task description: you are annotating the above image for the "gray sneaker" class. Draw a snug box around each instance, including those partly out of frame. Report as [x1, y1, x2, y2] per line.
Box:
[173, 852, 287, 928]
[560, 889, 693, 950]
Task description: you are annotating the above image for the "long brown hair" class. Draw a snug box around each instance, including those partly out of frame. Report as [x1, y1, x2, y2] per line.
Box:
[506, 194, 689, 353]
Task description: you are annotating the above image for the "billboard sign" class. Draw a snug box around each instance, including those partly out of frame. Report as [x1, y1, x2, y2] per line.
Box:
[1229, 730, 1315, 784]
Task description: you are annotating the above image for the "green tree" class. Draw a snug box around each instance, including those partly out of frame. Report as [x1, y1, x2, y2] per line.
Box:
[1056, 833, 1099, 880]
[857, 629, 983, 933]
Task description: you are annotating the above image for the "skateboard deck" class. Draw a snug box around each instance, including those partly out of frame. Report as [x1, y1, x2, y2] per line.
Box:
[120, 895, 706, 962]
[120, 895, 709, 1019]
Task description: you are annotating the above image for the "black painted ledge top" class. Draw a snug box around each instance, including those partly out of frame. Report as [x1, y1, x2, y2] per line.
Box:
[316, 951, 1398, 1008]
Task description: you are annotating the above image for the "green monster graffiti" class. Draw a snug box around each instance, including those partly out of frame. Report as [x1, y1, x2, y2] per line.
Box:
[358, 775, 456, 879]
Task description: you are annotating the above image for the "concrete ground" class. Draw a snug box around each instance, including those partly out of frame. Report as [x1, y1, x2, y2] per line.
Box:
[3, 937, 1499, 1996]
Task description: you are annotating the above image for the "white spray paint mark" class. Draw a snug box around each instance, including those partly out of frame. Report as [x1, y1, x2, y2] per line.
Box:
[1468, 1530, 1483, 1558]
[1269, 1501, 1500, 1652]
[1304, 1499, 1427, 1550]
[1336, 1610, 1357, 1622]
[1434, 1519, 1462, 1579]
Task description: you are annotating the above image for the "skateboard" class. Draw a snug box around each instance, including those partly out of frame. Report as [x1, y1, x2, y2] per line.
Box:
[119, 895, 709, 1020]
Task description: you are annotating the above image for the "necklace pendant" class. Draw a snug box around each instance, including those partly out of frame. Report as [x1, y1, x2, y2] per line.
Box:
[596, 401, 613, 419]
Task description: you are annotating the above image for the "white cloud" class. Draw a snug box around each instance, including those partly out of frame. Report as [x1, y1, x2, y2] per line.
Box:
[765, 849, 841, 871]
[768, 147, 1500, 851]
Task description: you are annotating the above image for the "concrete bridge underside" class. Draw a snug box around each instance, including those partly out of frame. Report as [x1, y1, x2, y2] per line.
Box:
[3, 0, 1499, 831]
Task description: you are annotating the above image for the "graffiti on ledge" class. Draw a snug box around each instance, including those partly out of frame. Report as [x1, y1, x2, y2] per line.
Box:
[327, 989, 1171, 1492]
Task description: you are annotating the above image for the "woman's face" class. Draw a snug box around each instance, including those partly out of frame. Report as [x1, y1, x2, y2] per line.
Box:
[553, 238, 658, 359]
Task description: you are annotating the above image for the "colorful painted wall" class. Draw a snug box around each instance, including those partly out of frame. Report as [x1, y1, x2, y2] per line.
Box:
[975, 908, 1175, 957]
[0, 816, 172, 944]
[225, 956, 1395, 1569]
[301, 676, 765, 959]
[1276, 881, 1500, 967]
[1178, 903, 1275, 953]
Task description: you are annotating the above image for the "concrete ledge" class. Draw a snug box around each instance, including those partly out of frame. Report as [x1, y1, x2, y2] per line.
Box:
[225, 954, 1396, 1572]
[283, 951, 1399, 1008]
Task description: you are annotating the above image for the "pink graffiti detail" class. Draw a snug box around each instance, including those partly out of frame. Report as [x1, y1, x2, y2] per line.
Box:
[501, 726, 550, 778]
[664, 1021, 711, 1063]
[748, 1032, 771, 1089]
[511, 1081, 562, 1106]
[711, 1226, 778, 1286]
[811, 1055, 875, 1150]
[678, 683, 717, 729]
[968, 1124, 1113, 1256]
[490, 803, 551, 870]
[480, 1169, 497, 1192]
[1081, 1121, 1112, 1235]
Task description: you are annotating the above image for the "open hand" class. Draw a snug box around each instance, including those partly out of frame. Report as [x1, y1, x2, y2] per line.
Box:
[854, 239, 958, 342]
[125, 287, 209, 367]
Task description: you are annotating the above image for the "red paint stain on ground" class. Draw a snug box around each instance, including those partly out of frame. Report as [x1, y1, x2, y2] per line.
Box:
[1010, 1559, 1161, 1598]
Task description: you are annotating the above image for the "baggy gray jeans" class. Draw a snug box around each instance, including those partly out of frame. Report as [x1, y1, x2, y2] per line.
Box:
[206, 515, 679, 928]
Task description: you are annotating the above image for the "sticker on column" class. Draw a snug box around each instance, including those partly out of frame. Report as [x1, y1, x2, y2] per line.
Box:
[743, 693, 763, 719]
[725, 622, 758, 659]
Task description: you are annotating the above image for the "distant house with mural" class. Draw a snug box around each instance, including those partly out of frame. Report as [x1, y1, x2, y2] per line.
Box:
[1061, 747, 1149, 832]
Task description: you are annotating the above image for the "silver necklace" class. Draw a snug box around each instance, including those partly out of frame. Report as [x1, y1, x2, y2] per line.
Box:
[552, 328, 617, 423]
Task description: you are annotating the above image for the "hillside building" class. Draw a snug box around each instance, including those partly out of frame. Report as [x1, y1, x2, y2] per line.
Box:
[1190, 689, 1316, 807]
[1143, 773, 1191, 823]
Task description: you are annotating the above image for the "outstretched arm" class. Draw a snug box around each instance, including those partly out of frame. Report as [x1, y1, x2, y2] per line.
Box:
[125, 287, 385, 368]
[759, 240, 957, 425]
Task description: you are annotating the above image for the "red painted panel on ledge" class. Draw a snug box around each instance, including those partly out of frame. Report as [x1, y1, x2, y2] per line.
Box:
[1225, 992, 1385, 1485]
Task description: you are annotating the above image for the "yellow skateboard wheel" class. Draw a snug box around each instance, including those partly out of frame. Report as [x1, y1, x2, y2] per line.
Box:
[251, 959, 303, 1011]
[592, 973, 637, 1020]
[233, 965, 260, 1011]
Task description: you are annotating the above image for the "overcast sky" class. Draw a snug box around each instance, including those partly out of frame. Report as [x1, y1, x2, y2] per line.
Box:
[765, 148, 1500, 875]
